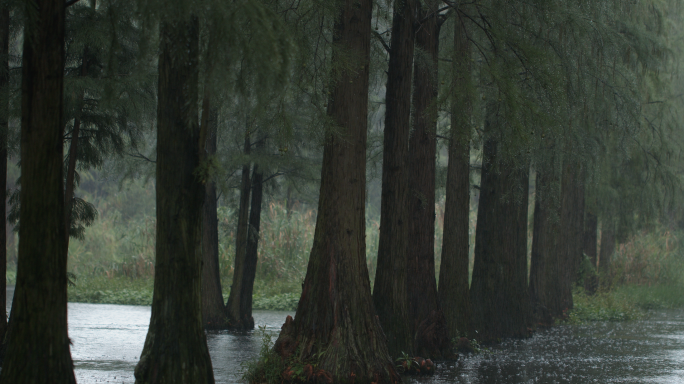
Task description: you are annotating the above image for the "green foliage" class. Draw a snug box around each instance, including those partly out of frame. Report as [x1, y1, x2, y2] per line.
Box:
[252, 293, 299, 312]
[241, 326, 285, 384]
[67, 275, 154, 306]
[611, 227, 684, 287]
[568, 289, 642, 323]
[568, 226, 684, 323]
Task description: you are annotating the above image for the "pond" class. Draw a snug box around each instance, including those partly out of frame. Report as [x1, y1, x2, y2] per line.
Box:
[6, 287, 684, 383]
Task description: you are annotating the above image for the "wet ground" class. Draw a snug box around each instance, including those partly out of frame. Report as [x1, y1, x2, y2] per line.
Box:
[6, 287, 684, 383]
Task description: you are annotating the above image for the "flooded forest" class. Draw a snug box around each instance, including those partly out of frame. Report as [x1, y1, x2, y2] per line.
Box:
[2, 0, 684, 383]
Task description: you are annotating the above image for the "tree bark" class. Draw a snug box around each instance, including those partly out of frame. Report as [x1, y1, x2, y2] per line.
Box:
[583, 211, 598, 294]
[529, 154, 563, 325]
[373, 0, 416, 358]
[407, 0, 450, 358]
[272, 1, 399, 382]
[557, 161, 585, 310]
[469, 101, 530, 344]
[226, 135, 252, 329]
[133, 16, 214, 384]
[238, 153, 265, 330]
[0, 0, 76, 381]
[200, 96, 227, 329]
[0, 4, 9, 342]
[439, 11, 472, 341]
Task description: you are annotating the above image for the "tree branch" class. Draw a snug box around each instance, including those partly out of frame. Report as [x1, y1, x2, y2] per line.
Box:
[371, 30, 391, 54]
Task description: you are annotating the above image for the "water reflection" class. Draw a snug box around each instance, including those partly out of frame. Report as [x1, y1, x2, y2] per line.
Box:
[5, 287, 684, 383]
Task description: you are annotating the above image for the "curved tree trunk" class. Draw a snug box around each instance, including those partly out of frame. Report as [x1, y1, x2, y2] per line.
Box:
[557, 161, 585, 310]
[407, 0, 450, 359]
[0, 0, 76, 381]
[200, 97, 227, 329]
[238, 155, 265, 330]
[439, 11, 473, 341]
[272, 1, 399, 382]
[133, 16, 214, 384]
[469, 101, 531, 344]
[373, 0, 416, 358]
[226, 135, 252, 329]
[529, 153, 562, 325]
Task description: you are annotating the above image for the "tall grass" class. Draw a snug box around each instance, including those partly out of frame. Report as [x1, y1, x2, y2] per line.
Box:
[610, 227, 684, 287]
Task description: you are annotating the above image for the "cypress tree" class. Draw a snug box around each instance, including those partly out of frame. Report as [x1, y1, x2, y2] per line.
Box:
[469, 100, 531, 344]
[133, 13, 214, 384]
[270, 1, 400, 381]
[406, 0, 450, 358]
[373, 0, 415, 358]
[439, 9, 473, 341]
[0, 0, 76, 380]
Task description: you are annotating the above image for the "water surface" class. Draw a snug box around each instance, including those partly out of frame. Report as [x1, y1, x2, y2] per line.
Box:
[6, 287, 684, 383]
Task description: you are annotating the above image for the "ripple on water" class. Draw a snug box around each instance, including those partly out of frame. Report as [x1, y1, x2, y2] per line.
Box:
[5, 288, 684, 384]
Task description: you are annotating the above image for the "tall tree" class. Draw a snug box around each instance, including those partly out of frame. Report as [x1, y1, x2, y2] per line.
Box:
[271, 0, 399, 381]
[0, 1, 9, 342]
[226, 134, 253, 329]
[200, 94, 227, 329]
[373, 0, 416, 358]
[528, 150, 563, 324]
[133, 14, 214, 384]
[557, 161, 585, 310]
[0, 0, 76, 380]
[406, 0, 450, 358]
[238, 142, 266, 330]
[469, 100, 531, 344]
[439, 10, 473, 340]
[63, 0, 97, 258]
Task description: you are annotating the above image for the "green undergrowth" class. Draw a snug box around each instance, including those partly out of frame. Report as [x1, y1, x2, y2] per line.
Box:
[63, 275, 301, 310]
[568, 284, 684, 323]
[567, 289, 643, 323]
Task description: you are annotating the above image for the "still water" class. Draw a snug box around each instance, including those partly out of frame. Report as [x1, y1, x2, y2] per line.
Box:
[6, 287, 684, 383]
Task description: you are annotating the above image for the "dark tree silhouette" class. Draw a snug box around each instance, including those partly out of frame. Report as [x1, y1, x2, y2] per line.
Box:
[439, 11, 473, 340]
[133, 15, 214, 384]
[0, 0, 76, 381]
[407, 0, 450, 358]
[373, 0, 416, 358]
[272, 1, 400, 381]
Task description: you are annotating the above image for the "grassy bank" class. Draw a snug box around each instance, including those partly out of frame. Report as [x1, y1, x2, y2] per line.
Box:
[568, 226, 684, 323]
[65, 275, 302, 311]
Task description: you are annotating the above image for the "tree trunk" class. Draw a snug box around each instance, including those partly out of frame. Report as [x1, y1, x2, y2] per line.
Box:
[557, 161, 585, 310]
[200, 96, 227, 329]
[598, 218, 615, 288]
[528, 154, 563, 325]
[226, 135, 252, 329]
[439, 11, 472, 341]
[238, 153, 265, 330]
[63, 1, 94, 256]
[583, 211, 598, 294]
[373, 0, 416, 358]
[133, 17, 214, 384]
[469, 102, 530, 344]
[407, 0, 450, 359]
[0, 0, 76, 381]
[271, 1, 399, 382]
[0, 4, 9, 342]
